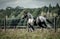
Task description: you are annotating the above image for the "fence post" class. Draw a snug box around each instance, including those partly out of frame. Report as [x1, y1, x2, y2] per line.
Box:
[4, 17, 6, 32]
[54, 17, 57, 32]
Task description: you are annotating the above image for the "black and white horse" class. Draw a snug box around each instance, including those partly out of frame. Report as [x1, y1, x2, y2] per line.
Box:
[21, 11, 35, 32]
[21, 11, 53, 32]
[36, 15, 53, 29]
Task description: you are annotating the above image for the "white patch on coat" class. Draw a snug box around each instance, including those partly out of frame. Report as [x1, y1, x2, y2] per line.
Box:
[27, 18, 34, 25]
[38, 16, 46, 22]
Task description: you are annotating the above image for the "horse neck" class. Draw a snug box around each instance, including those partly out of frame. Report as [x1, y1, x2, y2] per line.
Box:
[27, 16, 33, 21]
[27, 13, 33, 19]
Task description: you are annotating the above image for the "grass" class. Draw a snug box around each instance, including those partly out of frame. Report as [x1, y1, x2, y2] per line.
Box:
[0, 29, 60, 39]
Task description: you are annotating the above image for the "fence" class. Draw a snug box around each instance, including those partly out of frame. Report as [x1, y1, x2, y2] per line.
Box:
[0, 16, 60, 32]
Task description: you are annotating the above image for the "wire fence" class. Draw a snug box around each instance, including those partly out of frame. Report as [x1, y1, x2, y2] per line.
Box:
[0, 16, 60, 32]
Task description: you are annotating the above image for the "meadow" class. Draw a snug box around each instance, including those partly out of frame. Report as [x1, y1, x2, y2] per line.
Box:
[0, 29, 60, 39]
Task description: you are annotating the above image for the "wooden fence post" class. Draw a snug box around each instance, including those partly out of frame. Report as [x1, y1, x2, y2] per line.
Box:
[54, 17, 57, 32]
[4, 17, 6, 32]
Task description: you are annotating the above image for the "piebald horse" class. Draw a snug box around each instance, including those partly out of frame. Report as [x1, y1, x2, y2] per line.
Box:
[36, 15, 53, 30]
[21, 11, 35, 32]
[21, 11, 53, 32]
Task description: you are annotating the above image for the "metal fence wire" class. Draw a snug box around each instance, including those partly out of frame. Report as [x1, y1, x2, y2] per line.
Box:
[0, 17, 60, 29]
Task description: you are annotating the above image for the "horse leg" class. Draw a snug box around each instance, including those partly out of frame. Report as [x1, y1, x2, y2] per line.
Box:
[43, 22, 47, 28]
[28, 24, 30, 32]
[39, 24, 44, 32]
[27, 23, 34, 32]
[27, 23, 29, 32]
[43, 22, 52, 32]
[30, 25, 35, 32]
[31, 25, 35, 31]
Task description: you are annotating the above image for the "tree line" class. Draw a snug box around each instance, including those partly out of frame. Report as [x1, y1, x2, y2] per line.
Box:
[0, 3, 60, 26]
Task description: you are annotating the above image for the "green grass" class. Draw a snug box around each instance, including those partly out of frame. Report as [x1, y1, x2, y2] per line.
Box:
[0, 29, 60, 39]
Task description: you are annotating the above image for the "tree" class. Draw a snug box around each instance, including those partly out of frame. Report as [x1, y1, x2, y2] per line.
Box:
[42, 6, 48, 13]
[55, 3, 60, 15]
[32, 8, 41, 18]
[49, 4, 52, 12]
[5, 7, 14, 17]
[56, 3, 60, 8]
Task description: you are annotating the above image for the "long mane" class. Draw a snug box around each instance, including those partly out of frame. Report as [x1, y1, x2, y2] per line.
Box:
[27, 12, 33, 19]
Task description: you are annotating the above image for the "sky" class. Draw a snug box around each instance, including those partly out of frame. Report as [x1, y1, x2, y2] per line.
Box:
[0, 0, 60, 9]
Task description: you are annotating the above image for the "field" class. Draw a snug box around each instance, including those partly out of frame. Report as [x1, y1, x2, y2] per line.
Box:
[0, 29, 60, 39]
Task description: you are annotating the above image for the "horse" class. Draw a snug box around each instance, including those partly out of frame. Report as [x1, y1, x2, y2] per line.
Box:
[21, 11, 35, 32]
[21, 11, 53, 32]
[36, 15, 54, 30]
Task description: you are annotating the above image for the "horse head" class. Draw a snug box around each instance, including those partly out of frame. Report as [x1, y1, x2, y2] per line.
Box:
[21, 11, 28, 19]
[21, 11, 34, 20]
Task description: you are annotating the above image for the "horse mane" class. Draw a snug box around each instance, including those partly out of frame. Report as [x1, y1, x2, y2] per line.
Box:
[27, 13, 33, 19]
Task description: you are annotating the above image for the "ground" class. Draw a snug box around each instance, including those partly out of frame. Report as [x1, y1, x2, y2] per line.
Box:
[0, 28, 60, 39]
